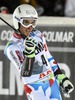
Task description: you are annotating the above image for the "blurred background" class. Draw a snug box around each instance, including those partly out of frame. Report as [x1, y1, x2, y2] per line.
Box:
[0, 0, 75, 100]
[0, 0, 75, 17]
[0, 0, 69, 16]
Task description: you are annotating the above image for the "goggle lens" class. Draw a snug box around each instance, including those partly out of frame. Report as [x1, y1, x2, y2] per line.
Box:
[20, 18, 37, 28]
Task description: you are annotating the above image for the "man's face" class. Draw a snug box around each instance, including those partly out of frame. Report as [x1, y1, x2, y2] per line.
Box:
[19, 20, 35, 36]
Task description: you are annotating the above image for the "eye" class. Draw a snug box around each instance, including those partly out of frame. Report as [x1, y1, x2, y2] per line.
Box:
[23, 20, 29, 24]
[32, 20, 35, 24]
[31, 20, 36, 25]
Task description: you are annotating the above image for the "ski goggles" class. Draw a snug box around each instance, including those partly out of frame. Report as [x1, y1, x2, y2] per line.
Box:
[19, 18, 37, 28]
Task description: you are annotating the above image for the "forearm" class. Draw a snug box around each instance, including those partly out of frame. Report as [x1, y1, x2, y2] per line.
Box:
[21, 36, 36, 77]
[21, 57, 35, 77]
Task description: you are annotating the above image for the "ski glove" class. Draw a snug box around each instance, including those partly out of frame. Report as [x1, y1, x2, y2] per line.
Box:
[23, 36, 36, 58]
[56, 74, 74, 94]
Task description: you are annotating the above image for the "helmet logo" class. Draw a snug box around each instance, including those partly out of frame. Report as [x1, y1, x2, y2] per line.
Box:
[26, 10, 36, 15]
[15, 16, 20, 21]
[18, 7, 21, 13]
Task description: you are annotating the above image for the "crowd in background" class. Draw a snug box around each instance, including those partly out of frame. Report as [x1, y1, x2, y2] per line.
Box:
[0, 0, 75, 17]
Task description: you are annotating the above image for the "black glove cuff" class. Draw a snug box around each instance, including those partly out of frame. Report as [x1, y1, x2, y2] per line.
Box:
[54, 66, 62, 76]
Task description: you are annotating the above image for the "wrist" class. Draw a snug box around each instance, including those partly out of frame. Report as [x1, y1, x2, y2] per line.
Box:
[56, 74, 66, 84]
[25, 53, 35, 58]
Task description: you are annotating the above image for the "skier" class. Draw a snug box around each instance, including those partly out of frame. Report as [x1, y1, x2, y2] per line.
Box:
[4, 4, 74, 100]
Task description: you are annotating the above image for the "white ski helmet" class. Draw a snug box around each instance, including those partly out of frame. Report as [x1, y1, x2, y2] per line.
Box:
[13, 4, 38, 29]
